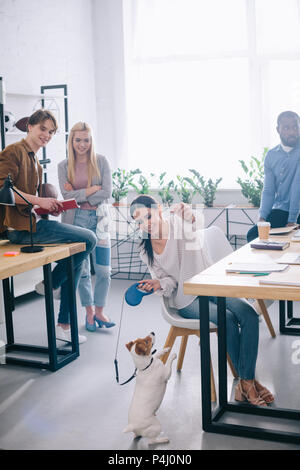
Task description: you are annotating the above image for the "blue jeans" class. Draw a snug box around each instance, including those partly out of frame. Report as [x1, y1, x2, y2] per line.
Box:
[179, 296, 259, 380]
[73, 209, 111, 308]
[8, 219, 97, 324]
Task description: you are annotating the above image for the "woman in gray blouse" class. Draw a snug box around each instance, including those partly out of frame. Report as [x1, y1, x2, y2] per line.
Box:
[58, 122, 115, 332]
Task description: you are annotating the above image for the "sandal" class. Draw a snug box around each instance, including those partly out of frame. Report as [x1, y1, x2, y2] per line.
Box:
[235, 380, 267, 407]
[254, 380, 274, 404]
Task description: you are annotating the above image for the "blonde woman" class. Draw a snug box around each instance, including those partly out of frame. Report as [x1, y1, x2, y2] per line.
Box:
[58, 122, 115, 331]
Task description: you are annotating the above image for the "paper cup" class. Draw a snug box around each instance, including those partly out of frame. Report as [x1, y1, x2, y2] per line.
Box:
[257, 221, 270, 240]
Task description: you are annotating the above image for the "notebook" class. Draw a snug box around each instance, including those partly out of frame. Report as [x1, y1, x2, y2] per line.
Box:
[250, 240, 290, 251]
[276, 252, 300, 265]
[226, 263, 289, 274]
[34, 198, 79, 215]
[259, 273, 300, 287]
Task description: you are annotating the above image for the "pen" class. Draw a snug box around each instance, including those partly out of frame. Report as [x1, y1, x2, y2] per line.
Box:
[232, 271, 270, 275]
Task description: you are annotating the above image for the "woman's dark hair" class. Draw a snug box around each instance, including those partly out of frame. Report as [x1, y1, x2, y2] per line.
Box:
[130, 195, 159, 266]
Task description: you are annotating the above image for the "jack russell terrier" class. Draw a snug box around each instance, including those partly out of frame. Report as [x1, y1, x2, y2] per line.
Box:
[123, 332, 177, 446]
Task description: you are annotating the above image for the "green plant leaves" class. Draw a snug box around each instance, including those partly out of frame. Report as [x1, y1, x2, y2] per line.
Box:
[158, 172, 175, 205]
[112, 168, 141, 202]
[184, 169, 222, 207]
[113, 150, 267, 207]
[236, 148, 268, 207]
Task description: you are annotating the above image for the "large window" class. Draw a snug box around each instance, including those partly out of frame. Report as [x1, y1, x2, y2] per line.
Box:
[123, 0, 300, 188]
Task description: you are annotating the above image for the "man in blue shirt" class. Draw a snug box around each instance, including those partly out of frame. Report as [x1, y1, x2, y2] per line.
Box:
[247, 111, 300, 242]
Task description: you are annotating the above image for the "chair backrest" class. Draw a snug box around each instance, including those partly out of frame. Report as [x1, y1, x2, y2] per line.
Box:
[204, 226, 233, 264]
[161, 296, 217, 331]
[160, 226, 231, 332]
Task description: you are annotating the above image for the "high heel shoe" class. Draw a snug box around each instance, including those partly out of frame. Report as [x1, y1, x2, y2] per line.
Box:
[94, 317, 116, 328]
[235, 380, 267, 407]
[85, 316, 96, 332]
[254, 380, 275, 404]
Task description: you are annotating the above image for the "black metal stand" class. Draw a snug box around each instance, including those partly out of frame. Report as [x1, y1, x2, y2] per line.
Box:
[199, 295, 300, 444]
[2, 256, 79, 371]
[207, 207, 256, 236]
[279, 300, 300, 335]
[3, 175, 44, 253]
[111, 205, 149, 280]
[40, 84, 69, 183]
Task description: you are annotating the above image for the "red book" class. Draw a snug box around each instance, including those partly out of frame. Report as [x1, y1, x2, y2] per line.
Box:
[34, 198, 79, 215]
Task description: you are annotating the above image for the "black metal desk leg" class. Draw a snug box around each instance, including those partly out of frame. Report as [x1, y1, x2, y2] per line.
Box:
[43, 263, 58, 371]
[279, 300, 286, 333]
[279, 299, 300, 335]
[287, 301, 293, 319]
[67, 255, 79, 355]
[3, 278, 14, 345]
[217, 297, 228, 407]
[199, 296, 212, 430]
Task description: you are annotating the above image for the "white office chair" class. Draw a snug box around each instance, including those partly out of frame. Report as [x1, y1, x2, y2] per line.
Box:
[160, 296, 238, 402]
[204, 226, 276, 338]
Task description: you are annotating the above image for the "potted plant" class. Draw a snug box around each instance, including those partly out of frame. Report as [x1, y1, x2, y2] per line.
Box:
[129, 170, 153, 195]
[175, 175, 196, 204]
[112, 168, 141, 205]
[236, 148, 268, 207]
[184, 169, 222, 207]
[157, 172, 175, 206]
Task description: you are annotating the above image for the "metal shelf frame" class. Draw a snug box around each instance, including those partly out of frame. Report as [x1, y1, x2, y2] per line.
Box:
[0, 79, 69, 184]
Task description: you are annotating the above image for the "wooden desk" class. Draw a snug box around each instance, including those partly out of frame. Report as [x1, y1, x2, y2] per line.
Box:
[0, 242, 85, 371]
[184, 233, 300, 444]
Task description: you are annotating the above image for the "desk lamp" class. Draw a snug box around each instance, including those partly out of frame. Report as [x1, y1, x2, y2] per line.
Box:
[0, 174, 44, 253]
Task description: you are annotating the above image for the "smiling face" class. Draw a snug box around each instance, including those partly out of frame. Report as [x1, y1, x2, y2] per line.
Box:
[27, 119, 56, 152]
[277, 116, 300, 148]
[72, 130, 92, 158]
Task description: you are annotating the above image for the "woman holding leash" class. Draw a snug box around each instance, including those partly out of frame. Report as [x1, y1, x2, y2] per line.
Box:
[58, 121, 115, 332]
[130, 195, 274, 407]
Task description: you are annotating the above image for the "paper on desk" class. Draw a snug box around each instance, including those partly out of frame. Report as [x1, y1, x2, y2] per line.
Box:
[226, 262, 289, 273]
[259, 273, 300, 287]
[276, 252, 300, 265]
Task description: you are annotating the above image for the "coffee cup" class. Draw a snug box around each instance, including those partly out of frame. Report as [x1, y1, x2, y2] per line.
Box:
[257, 221, 270, 240]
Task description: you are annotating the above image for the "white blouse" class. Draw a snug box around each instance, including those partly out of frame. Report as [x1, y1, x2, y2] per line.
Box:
[139, 214, 212, 309]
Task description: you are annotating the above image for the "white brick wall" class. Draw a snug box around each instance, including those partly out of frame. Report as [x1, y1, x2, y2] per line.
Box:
[0, 0, 98, 194]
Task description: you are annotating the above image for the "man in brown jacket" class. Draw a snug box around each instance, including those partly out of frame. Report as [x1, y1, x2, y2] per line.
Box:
[0, 109, 97, 343]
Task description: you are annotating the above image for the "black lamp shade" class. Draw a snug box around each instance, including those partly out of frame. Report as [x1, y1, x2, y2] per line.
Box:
[0, 177, 15, 205]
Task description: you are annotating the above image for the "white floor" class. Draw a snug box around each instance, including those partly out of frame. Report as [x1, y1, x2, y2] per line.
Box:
[1, 278, 300, 451]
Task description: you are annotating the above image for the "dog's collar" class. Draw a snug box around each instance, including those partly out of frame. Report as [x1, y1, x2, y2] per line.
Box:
[141, 356, 154, 372]
[115, 351, 156, 386]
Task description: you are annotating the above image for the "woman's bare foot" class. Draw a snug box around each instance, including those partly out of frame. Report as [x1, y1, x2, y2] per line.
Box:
[254, 379, 274, 404]
[94, 306, 110, 323]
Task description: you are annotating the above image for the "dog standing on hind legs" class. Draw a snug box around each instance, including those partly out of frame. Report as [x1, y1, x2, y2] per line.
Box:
[123, 332, 177, 446]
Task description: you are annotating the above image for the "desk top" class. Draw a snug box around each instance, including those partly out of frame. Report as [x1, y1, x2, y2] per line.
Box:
[183, 234, 300, 301]
[0, 242, 86, 280]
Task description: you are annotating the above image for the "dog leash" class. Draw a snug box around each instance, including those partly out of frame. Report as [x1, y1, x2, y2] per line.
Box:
[114, 292, 156, 386]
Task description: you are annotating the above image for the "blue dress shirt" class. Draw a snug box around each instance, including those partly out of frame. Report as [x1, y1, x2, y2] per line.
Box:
[259, 143, 300, 223]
